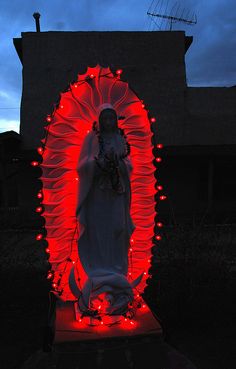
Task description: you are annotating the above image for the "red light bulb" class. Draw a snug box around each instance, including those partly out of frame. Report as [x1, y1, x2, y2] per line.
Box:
[74, 84, 78, 88]
[155, 235, 162, 240]
[157, 143, 163, 149]
[141, 103, 145, 108]
[45, 248, 50, 253]
[160, 195, 167, 200]
[31, 161, 39, 167]
[37, 192, 43, 199]
[36, 234, 43, 240]
[90, 74, 95, 79]
[157, 185, 163, 191]
[36, 206, 42, 213]
[46, 116, 52, 123]
[60, 105, 64, 109]
[157, 222, 163, 227]
[155, 157, 162, 162]
[47, 272, 53, 279]
[150, 117, 156, 123]
[116, 69, 123, 75]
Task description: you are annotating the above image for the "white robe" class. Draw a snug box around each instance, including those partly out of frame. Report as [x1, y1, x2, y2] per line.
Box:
[74, 130, 141, 315]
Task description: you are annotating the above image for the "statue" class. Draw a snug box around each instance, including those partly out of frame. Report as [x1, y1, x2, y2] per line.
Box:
[40, 65, 157, 330]
[75, 103, 142, 319]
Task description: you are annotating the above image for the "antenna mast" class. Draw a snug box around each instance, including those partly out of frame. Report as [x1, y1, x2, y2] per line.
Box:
[146, 0, 197, 31]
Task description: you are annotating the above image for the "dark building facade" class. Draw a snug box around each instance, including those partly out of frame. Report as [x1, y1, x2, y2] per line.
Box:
[0, 31, 235, 227]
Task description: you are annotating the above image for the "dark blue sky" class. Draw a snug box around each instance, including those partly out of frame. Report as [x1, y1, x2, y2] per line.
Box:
[0, 0, 235, 132]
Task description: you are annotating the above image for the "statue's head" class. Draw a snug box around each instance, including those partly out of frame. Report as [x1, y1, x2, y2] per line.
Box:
[98, 103, 118, 134]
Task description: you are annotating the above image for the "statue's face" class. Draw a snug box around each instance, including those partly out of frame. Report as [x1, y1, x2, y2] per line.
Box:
[99, 109, 117, 133]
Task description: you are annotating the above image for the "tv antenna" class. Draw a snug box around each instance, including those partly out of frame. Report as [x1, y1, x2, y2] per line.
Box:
[146, 0, 197, 31]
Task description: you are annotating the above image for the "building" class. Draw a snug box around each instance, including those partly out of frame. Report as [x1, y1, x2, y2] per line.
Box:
[0, 30, 235, 227]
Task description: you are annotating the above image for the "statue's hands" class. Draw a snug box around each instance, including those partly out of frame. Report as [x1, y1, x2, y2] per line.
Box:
[95, 150, 118, 173]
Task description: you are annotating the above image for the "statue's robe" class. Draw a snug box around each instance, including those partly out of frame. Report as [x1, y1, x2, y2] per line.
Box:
[73, 130, 142, 315]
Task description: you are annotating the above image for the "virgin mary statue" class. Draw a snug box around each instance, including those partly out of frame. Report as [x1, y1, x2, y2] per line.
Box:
[74, 103, 142, 318]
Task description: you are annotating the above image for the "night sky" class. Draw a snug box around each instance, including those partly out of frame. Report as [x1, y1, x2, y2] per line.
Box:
[0, 0, 235, 133]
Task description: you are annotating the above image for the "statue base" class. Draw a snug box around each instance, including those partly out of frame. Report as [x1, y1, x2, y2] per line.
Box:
[53, 298, 162, 343]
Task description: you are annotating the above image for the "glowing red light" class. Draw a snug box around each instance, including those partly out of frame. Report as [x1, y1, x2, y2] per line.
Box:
[52, 283, 57, 288]
[60, 105, 64, 109]
[156, 143, 163, 149]
[74, 84, 78, 88]
[37, 192, 43, 199]
[87, 130, 90, 133]
[47, 273, 53, 279]
[155, 235, 162, 240]
[150, 117, 156, 123]
[141, 104, 145, 108]
[36, 206, 42, 213]
[144, 272, 147, 275]
[130, 321, 135, 325]
[79, 318, 82, 322]
[90, 74, 95, 79]
[129, 248, 133, 252]
[148, 259, 151, 263]
[160, 195, 167, 200]
[155, 157, 162, 162]
[128, 272, 132, 276]
[46, 116, 52, 122]
[130, 238, 134, 244]
[100, 321, 104, 325]
[75, 177, 79, 181]
[45, 248, 50, 253]
[116, 69, 123, 75]
[36, 234, 43, 240]
[72, 260, 75, 264]
[31, 161, 39, 167]
[142, 304, 146, 308]
[157, 222, 163, 227]
[157, 185, 163, 191]
[98, 305, 102, 310]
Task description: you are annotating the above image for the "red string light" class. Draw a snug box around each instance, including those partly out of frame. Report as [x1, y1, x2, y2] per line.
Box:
[36, 206, 42, 213]
[116, 69, 123, 75]
[160, 195, 167, 200]
[155, 157, 162, 162]
[150, 117, 156, 123]
[156, 143, 163, 149]
[36, 234, 43, 240]
[31, 161, 39, 166]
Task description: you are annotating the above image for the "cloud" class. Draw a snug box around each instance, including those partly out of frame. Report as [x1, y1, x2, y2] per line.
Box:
[0, 119, 19, 133]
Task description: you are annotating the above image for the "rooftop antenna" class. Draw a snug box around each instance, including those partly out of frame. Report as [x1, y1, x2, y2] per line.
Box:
[146, 0, 197, 31]
[33, 12, 41, 32]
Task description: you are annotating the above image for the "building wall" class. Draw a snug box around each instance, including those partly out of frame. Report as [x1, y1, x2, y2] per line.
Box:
[19, 31, 189, 149]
